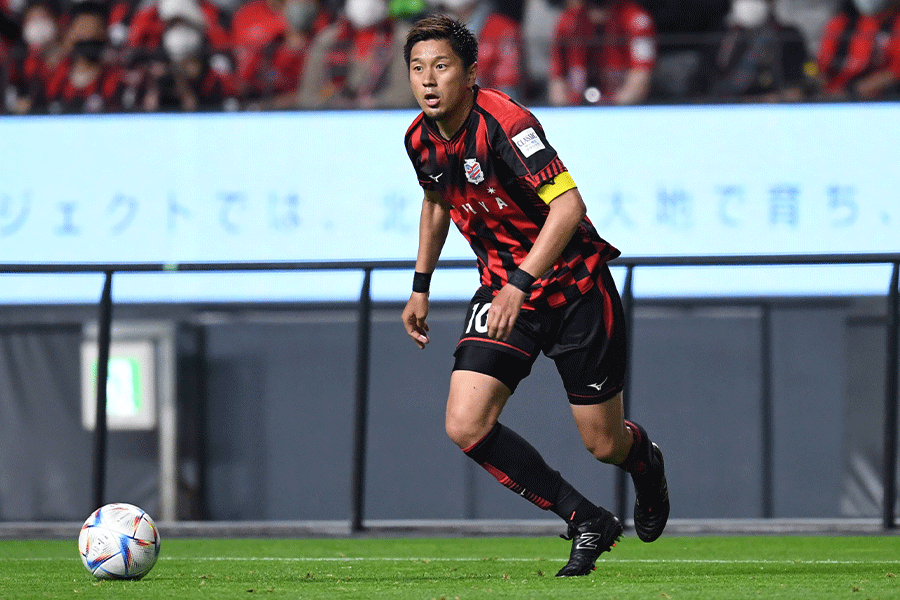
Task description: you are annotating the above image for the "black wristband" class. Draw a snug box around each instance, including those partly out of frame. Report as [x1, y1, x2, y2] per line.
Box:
[507, 268, 536, 293]
[412, 271, 432, 293]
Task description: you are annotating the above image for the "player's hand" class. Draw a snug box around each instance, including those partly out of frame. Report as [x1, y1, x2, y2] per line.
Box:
[402, 292, 431, 349]
[487, 284, 526, 341]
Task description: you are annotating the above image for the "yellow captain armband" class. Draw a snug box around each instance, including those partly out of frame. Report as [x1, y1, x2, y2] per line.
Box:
[536, 171, 577, 205]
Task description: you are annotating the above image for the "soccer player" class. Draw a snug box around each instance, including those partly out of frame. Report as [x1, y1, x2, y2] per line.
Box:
[400, 15, 669, 577]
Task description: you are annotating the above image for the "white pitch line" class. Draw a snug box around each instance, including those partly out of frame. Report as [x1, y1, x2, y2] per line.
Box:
[155, 557, 900, 565]
[8, 557, 900, 565]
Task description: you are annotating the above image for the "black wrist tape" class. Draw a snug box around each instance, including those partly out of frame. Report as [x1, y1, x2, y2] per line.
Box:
[412, 271, 432, 293]
[507, 268, 536, 293]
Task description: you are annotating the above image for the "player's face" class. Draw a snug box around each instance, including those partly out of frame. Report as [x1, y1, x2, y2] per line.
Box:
[409, 38, 477, 138]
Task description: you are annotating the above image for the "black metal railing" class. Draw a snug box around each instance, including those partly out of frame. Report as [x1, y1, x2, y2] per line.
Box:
[2, 252, 898, 529]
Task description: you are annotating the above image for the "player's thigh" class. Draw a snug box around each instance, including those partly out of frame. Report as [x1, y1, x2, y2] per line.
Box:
[455, 286, 545, 392]
[445, 370, 512, 449]
[546, 269, 627, 404]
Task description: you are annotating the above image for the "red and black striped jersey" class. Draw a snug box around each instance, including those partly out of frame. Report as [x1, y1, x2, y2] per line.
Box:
[404, 86, 620, 309]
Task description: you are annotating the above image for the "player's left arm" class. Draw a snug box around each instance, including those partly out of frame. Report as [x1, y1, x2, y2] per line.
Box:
[487, 186, 586, 341]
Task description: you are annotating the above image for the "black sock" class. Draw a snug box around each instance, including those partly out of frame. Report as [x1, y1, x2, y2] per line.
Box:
[463, 423, 603, 524]
[618, 420, 651, 476]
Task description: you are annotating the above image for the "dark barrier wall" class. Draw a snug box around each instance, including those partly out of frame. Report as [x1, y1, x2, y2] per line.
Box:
[0, 297, 889, 522]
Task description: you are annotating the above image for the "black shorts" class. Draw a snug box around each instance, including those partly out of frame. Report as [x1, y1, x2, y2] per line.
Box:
[453, 265, 626, 405]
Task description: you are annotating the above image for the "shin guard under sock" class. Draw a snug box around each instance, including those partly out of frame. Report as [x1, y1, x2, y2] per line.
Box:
[463, 423, 603, 524]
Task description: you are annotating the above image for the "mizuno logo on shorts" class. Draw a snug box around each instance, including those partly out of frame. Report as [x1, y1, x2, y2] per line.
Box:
[587, 377, 608, 391]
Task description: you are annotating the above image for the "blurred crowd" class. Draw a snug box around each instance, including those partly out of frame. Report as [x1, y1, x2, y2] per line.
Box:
[1, 0, 899, 114]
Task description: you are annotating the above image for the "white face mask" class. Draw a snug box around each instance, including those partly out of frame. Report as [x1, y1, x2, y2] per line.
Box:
[24, 18, 57, 47]
[853, 0, 891, 15]
[345, 0, 388, 30]
[163, 24, 204, 61]
[731, 0, 769, 29]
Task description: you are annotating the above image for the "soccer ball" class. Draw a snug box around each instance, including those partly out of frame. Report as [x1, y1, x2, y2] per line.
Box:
[78, 503, 161, 580]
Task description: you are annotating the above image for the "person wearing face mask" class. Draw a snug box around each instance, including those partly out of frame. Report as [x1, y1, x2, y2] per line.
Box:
[21, 0, 57, 50]
[43, 2, 127, 112]
[297, 0, 418, 108]
[231, 0, 332, 108]
[425, 0, 522, 99]
[123, 0, 229, 60]
[8, 0, 65, 113]
[817, 0, 900, 99]
[141, 15, 238, 111]
[708, 0, 811, 101]
[548, 0, 656, 105]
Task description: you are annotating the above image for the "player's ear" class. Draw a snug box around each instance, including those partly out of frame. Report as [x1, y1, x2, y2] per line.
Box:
[466, 61, 478, 87]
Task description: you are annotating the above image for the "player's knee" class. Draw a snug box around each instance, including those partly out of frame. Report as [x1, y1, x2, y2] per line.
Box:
[444, 418, 473, 449]
[445, 414, 486, 450]
[584, 436, 627, 464]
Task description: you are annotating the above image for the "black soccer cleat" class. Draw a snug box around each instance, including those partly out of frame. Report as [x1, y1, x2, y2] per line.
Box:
[555, 510, 623, 577]
[633, 442, 670, 543]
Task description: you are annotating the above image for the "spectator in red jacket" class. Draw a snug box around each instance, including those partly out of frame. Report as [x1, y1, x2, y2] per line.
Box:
[297, 0, 415, 108]
[548, 0, 656, 105]
[817, 0, 900, 100]
[122, 0, 229, 55]
[231, 0, 331, 108]
[427, 0, 523, 98]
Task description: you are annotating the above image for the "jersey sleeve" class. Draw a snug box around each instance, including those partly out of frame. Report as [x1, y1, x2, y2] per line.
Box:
[490, 103, 569, 194]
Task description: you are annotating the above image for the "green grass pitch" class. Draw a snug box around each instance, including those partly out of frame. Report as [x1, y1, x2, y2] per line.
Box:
[1, 535, 898, 599]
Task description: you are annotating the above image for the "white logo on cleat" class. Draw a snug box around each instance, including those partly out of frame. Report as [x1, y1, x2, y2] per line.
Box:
[575, 533, 602, 551]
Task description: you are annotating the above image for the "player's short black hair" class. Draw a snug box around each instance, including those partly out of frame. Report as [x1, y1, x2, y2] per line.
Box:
[404, 15, 478, 69]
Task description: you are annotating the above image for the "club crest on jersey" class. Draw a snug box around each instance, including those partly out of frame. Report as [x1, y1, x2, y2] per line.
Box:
[464, 158, 484, 185]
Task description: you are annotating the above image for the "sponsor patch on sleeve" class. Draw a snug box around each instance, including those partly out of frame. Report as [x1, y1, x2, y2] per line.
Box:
[512, 127, 546, 158]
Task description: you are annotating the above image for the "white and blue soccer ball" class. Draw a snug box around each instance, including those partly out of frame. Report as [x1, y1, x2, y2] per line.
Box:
[78, 503, 161, 580]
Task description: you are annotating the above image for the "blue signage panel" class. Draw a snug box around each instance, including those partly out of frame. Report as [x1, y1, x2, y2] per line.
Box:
[1, 104, 897, 302]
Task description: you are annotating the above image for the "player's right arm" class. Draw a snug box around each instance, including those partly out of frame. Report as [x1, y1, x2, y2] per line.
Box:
[402, 189, 451, 349]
